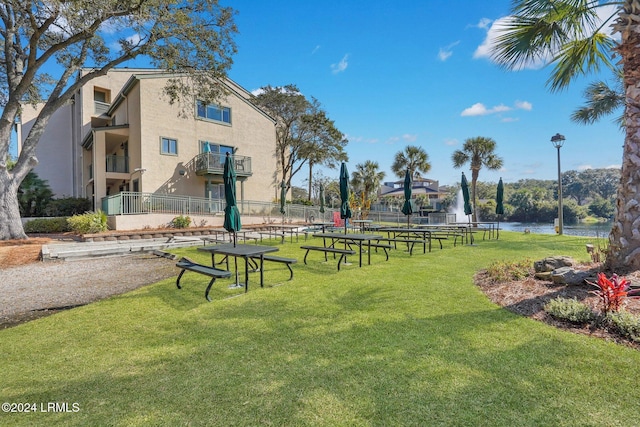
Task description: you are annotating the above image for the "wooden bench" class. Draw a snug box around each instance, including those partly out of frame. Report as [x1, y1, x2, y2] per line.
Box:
[249, 254, 297, 280]
[300, 245, 356, 271]
[175, 257, 232, 302]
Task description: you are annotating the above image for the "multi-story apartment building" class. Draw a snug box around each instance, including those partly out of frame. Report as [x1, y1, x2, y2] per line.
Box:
[18, 68, 278, 218]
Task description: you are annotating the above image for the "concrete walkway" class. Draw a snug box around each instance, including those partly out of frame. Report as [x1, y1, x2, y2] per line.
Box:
[41, 237, 209, 261]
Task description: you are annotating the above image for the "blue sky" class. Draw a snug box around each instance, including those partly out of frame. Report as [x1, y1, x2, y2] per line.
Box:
[70, 1, 623, 190]
[207, 0, 622, 189]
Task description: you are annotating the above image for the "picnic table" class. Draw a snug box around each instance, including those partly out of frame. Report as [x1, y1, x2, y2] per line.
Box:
[305, 221, 335, 233]
[377, 227, 432, 254]
[352, 219, 373, 233]
[259, 224, 302, 243]
[198, 243, 278, 292]
[415, 224, 473, 245]
[449, 221, 499, 239]
[310, 232, 385, 267]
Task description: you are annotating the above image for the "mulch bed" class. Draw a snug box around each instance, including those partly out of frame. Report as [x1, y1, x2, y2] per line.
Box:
[475, 265, 640, 351]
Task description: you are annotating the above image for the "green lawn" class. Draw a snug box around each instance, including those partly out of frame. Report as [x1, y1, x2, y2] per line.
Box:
[2, 232, 638, 426]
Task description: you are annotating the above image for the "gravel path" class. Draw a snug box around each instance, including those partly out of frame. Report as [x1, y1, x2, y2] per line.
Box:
[0, 253, 178, 329]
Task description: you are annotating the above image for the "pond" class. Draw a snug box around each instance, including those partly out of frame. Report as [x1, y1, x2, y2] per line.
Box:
[500, 221, 612, 237]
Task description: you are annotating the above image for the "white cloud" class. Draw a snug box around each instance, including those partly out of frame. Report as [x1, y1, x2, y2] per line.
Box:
[476, 18, 492, 30]
[475, 6, 619, 68]
[461, 103, 489, 116]
[461, 100, 533, 117]
[501, 117, 519, 123]
[444, 138, 458, 146]
[577, 164, 593, 171]
[438, 41, 460, 61]
[331, 54, 349, 74]
[311, 45, 321, 54]
[473, 16, 546, 69]
[461, 102, 511, 117]
[402, 134, 417, 142]
[347, 134, 378, 144]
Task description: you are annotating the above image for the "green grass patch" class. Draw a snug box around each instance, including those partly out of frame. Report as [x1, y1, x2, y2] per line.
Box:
[2, 232, 640, 426]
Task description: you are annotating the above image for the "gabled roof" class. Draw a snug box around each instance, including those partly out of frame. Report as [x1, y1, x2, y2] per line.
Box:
[106, 70, 276, 123]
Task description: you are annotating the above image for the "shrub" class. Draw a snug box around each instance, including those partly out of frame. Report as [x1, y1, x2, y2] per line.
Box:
[23, 217, 71, 233]
[544, 297, 596, 324]
[170, 215, 191, 229]
[587, 273, 640, 314]
[485, 258, 532, 283]
[45, 197, 92, 216]
[607, 311, 640, 343]
[67, 210, 108, 234]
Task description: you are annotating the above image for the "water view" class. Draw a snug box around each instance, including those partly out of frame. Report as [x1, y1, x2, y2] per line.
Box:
[499, 221, 612, 238]
[449, 189, 612, 238]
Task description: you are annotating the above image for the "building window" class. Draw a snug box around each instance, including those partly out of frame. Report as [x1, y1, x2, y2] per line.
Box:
[161, 137, 178, 155]
[196, 101, 231, 124]
[94, 88, 110, 103]
[200, 141, 234, 155]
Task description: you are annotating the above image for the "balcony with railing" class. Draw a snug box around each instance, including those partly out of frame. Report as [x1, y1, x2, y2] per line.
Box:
[195, 153, 252, 176]
[106, 155, 129, 173]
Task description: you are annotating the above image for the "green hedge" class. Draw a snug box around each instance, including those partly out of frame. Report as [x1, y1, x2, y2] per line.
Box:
[23, 217, 71, 233]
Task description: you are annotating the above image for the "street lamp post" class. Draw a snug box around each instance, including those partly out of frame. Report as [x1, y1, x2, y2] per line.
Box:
[551, 133, 565, 235]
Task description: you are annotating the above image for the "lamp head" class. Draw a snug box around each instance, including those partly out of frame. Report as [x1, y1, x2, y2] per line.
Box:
[551, 133, 565, 148]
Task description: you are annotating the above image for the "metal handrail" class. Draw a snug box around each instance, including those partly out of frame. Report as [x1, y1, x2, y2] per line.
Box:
[100, 192, 452, 225]
[194, 153, 252, 175]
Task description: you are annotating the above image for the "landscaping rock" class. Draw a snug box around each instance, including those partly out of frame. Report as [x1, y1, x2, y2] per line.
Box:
[534, 271, 553, 281]
[550, 267, 592, 285]
[534, 256, 576, 273]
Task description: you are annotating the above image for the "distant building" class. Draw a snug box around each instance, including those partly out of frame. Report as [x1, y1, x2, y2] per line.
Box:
[379, 178, 448, 211]
[18, 68, 278, 211]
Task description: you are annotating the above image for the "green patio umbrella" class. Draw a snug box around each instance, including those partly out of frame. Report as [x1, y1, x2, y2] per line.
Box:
[339, 162, 352, 234]
[319, 183, 325, 219]
[495, 177, 504, 239]
[279, 180, 286, 219]
[223, 152, 241, 246]
[461, 172, 472, 220]
[401, 169, 413, 228]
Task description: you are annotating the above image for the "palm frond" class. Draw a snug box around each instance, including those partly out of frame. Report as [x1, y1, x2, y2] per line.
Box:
[548, 32, 617, 91]
[570, 79, 625, 126]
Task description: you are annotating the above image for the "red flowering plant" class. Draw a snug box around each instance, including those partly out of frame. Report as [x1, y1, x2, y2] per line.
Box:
[588, 273, 640, 314]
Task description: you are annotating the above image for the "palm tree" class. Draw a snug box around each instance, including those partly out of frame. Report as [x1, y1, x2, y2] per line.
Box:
[489, 0, 640, 271]
[452, 137, 504, 223]
[571, 73, 625, 128]
[350, 160, 386, 218]
[391, 145, 431, 179]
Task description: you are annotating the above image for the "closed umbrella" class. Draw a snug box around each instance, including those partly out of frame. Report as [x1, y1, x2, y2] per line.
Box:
[401, 169, 413, 228]
[461, 172, 474, 245]
[223, 152, 241, 246]
[495, 177, 504, 239]
[279, 180, 286, 220]
[461, 172, 472, 219]
[339, 162, 352, 234]
[319, 183, 325, 220]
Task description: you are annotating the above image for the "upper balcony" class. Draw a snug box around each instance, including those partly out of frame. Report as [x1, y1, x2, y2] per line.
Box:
[195, 153, 252, 177]
[106, 155, 129, 173]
